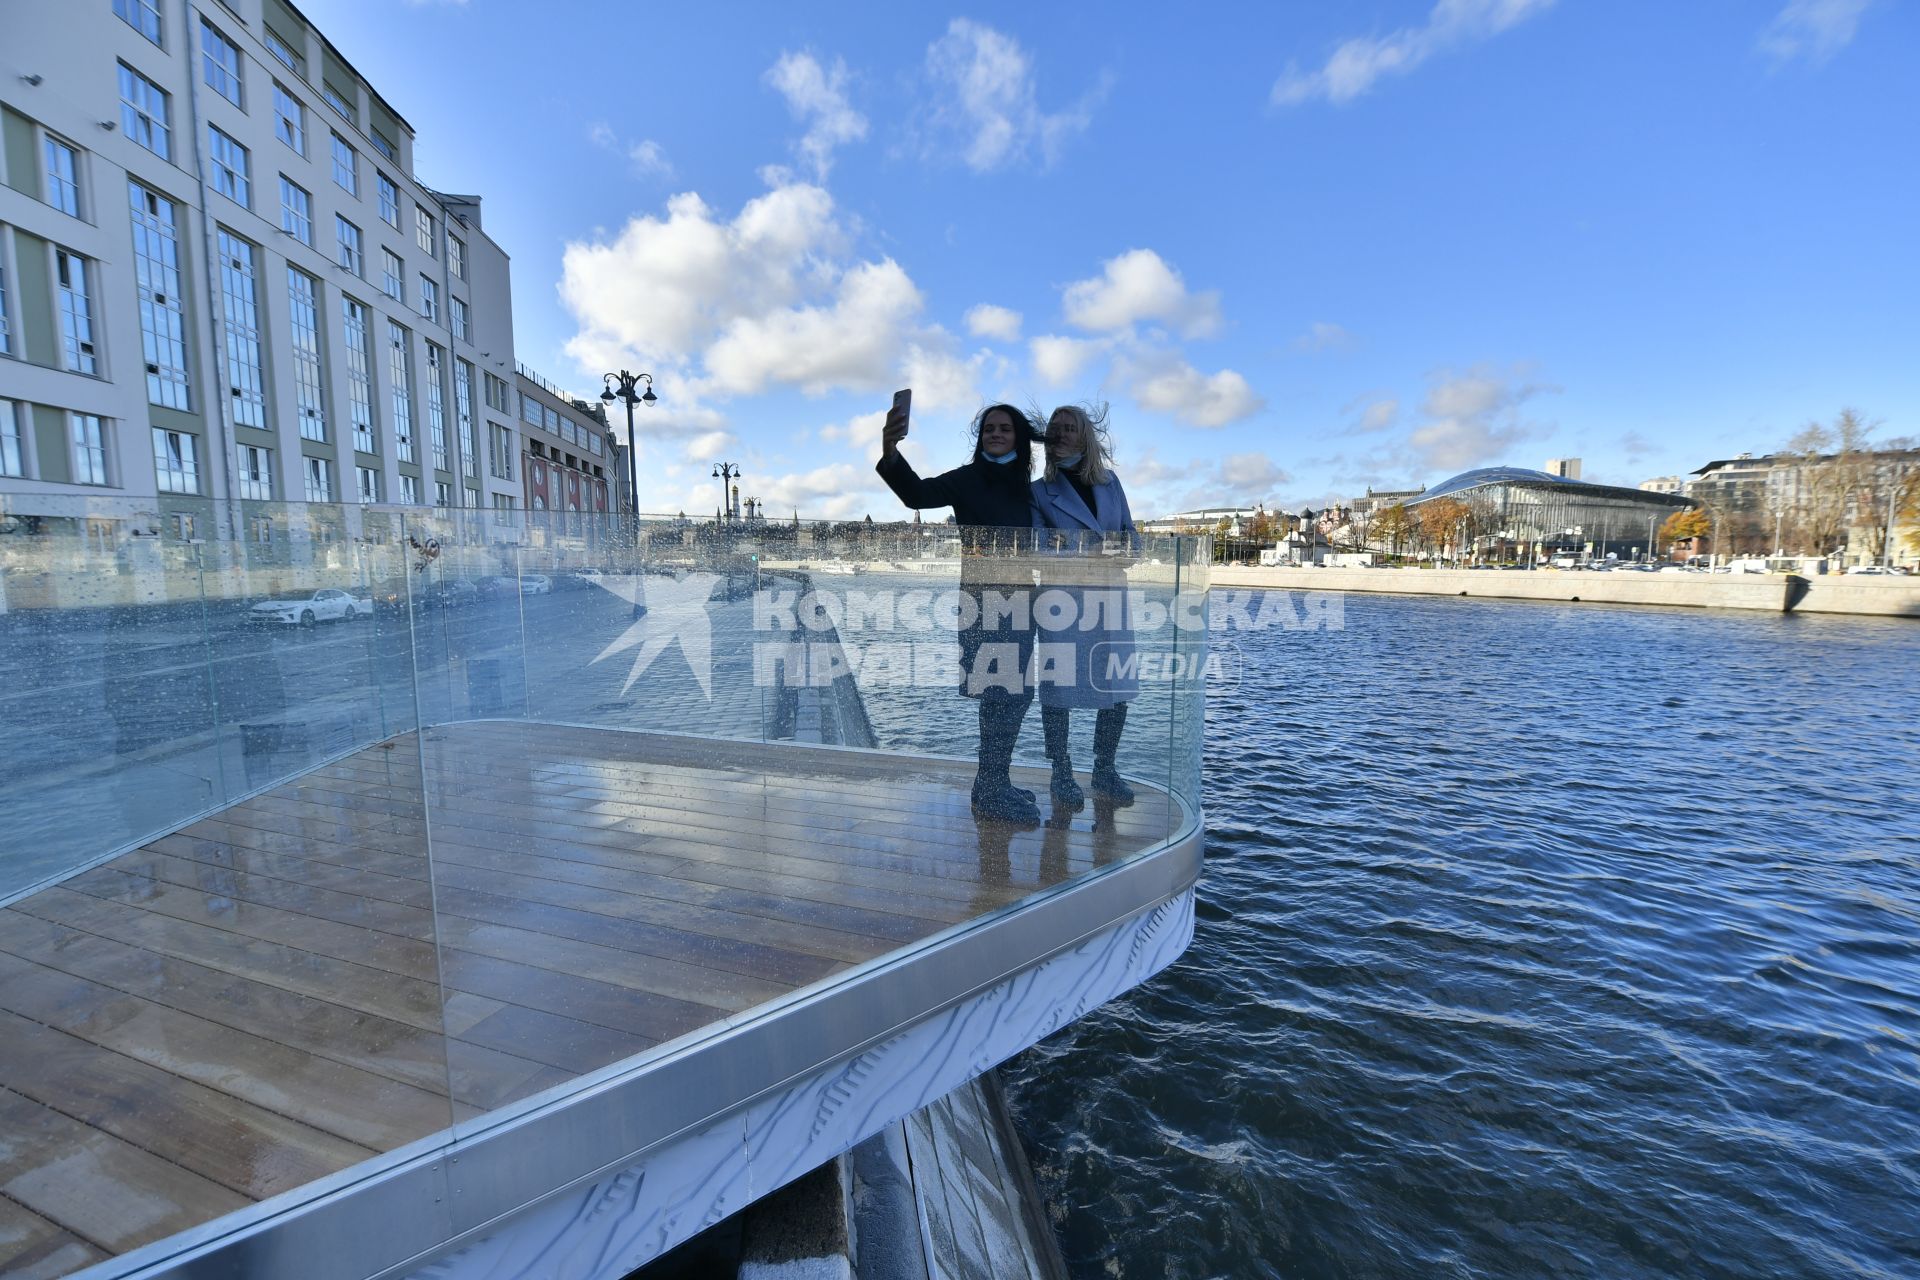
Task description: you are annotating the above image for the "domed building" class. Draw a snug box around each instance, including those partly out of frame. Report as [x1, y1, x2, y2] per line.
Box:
[1407, 465, 1695, 561]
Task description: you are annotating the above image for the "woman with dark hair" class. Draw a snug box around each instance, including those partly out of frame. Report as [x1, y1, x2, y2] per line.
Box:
[1030, 402, 1138, 809]
[877, 400, 1042, 825]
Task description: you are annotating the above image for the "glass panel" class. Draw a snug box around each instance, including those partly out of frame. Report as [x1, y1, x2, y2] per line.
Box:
[0, 495, 453, 1279]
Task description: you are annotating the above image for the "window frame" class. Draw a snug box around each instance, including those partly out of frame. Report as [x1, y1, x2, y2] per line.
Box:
[278, 176, 312, 244]
[273, 82, 306, 155]
[207, 125, 251, 207]
[118, 63, 173, 161]
[201, 20, 244, 108]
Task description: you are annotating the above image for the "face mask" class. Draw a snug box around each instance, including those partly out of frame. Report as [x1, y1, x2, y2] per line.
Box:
[1055, 451, 1085, 469]
[984, 448, 1020, 464]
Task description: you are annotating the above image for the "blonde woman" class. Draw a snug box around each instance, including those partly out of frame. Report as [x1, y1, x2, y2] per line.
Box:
[1030, 403, 1137, 808]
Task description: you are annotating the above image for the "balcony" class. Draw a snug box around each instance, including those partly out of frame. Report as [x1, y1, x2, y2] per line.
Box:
[0, 498, 1206, 1279]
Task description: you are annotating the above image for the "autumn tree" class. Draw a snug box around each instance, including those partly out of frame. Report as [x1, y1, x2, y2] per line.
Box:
[1416, 498, 1472, 561]
[1659, 507, 1711, 557]
[1785, 407, 1879, 556]
[1371, 503, 1414, 560]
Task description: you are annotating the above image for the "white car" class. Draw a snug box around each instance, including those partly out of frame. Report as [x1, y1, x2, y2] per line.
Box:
[1844, 565, 1888, 575]
[248, 588, 371, 626]
[520, 574, 553, 595]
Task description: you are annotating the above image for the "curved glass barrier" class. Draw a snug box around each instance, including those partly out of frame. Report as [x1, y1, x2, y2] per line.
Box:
[0, 495, 1207, 1278]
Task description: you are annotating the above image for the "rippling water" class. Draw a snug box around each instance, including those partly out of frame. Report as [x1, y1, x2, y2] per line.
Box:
[1000, 595, 1920, 1280]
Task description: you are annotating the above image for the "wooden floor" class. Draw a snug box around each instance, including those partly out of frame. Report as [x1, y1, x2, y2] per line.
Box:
[0, 721, 1177, 1278]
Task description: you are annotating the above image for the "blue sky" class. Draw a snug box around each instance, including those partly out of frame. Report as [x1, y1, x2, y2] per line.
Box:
[312, 0, 1917, 519]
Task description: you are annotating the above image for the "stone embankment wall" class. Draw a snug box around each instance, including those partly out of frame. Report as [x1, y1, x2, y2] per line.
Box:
[1208, 566, 1920, 618]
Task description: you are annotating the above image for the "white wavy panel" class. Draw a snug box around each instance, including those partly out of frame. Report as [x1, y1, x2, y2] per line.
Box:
[413, 888, 1195, 1280]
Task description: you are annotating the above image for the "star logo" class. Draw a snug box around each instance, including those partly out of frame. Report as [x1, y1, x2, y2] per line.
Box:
[587, 573, 723, 698]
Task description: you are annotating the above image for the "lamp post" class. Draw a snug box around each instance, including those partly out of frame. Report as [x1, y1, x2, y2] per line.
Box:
[599, 370, 656, 524]
[712, 462, 741, 522]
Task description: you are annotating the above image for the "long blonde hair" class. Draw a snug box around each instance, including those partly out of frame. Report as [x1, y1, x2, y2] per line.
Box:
[1042, 402, 1114, 487]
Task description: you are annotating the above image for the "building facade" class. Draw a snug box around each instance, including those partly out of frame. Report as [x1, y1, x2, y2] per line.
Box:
[1691, 449, 1918, 563]
[0, 0, 522, 538]
[1408, 465, 1693, 560]
[513, 363, 613, 525]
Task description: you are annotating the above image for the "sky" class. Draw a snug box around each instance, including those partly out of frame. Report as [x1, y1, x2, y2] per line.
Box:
[308, 0, 1918, 520]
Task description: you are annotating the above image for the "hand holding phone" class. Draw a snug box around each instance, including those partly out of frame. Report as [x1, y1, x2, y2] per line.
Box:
[882, 388, 911, 459]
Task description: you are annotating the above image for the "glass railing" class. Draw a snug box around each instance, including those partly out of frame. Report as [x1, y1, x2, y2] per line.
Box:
[0, 495, 1207, 1278]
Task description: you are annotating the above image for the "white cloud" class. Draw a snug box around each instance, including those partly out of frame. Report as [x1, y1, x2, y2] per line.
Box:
[1405, 364, 1555, 471]
[753, 462, 890, 522]
[1124, 352, 1264, 429]
[1273, 0, 1557, 106]
[1062, 249, 1222, 339]
[1292, 321, 1356, 353]
[1758, 0, 1875, 65]
[964, 304, 1022, 342]
[588, 122, 673, 179]
[1030, 334, 1107, 387]
[820, 410, 888, 449]
[1218, 451, 1293, 495]
[900, 337, 986, 413]
[917, 20, 1103, 172]
[684, 430, 736, 462]
[765, 51, 869, 178]
[704, 259, 922, 396]
[1353, 397, 1399, 433]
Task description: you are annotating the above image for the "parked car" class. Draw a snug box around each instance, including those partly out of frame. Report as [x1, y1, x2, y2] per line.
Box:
[519, 574, 553, 595]
[248, 588, 370, 626]
[1845, 565, 1889, 575]
[425, 578, 480, 609]
[475, 575, 519, 600]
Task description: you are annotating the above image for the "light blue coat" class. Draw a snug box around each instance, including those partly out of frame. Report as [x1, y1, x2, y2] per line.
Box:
[1030, 470, 1138, 709]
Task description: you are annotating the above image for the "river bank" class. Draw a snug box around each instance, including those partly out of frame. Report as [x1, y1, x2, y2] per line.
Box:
[1209, 564, 1920, 617]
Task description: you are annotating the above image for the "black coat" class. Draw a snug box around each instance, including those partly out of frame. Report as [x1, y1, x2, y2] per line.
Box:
[876, 450, 1037, 699]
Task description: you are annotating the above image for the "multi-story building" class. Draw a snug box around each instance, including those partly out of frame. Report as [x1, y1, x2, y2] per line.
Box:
[0, 0, 521, 539]
[1542, 457, 1582, 481]
[1692, 449, 1919, 562]
[513, 363, 613, 526]
[1638, 476, 1685, 495]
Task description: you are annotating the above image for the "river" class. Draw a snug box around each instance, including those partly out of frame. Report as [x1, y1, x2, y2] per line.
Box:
[1000, 593, 1920, 1279]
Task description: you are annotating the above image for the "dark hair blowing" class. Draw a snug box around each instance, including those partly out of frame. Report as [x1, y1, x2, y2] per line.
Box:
[968, 403, 1040, 476]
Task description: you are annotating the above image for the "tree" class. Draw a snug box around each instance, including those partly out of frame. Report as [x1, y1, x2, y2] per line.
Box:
[1659, 507, 1711, 557]
[1785, 407, 1879, 556]
[1372, 504, 1414, 561]
[1416, 498, 1470, 561]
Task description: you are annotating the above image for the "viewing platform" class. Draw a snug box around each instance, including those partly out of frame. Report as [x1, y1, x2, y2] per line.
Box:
[0, 499, 1207, 1280]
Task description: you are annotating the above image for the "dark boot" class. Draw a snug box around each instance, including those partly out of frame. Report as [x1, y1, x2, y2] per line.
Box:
[1089, 703, 1135, 806]
[972, 697, 1039, 827]
[1041, 705, 1084, 809]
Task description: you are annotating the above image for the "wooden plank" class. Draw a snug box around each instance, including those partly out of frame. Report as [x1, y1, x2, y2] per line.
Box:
[0, 1087, 246, 1257]
[439, 949, 725, 1045]
[452, 1004, 650, 1078]
[441, 918, 792, 1014]
[0, 1009, 373, 1200]
[0, 949, 449, 1151]
[98, 851, 435, 941]
[0, 1195, 106, 1280]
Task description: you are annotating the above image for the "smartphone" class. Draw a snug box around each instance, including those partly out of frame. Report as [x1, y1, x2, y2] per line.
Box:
[891, 388, 911, 433]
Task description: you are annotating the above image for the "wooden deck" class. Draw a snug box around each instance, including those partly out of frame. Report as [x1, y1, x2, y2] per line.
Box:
[0, 721, 1177, 1278]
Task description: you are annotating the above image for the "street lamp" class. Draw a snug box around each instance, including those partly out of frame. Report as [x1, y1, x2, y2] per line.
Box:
[599, 370, 656, 522]
[712, 462, 741, 521]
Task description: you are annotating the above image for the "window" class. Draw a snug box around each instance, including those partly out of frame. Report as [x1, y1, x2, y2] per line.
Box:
[152, 428, 200, 494]
[399, 473, 420, 505]
[265, 27, 303, 76]
[521, 393, 542, 429]
[484, 372, 510, 412]
[119, 64, 171, 160]
[343, 297, 375, 452]
[237, 444, 273, 499]
[288, 268, 327, 441]
[418, 276, 438, 323]
[465, 486, 480, 509]
[372, 129, 397, 162]
[208, 126, 250, 206]
[114, 0, 163, 46]
[377, 172, 399, 226]
[249, 515, 272, 546]
[44, 137, 79, 216]
[380, 249, 403, 301]
[489, 421, 514, 481]
[56, 250, 97, 374]
[131, 184, 191, 410]
[71, 414, 109, 485]
[388, 322, 414, 463]
[448, 234, 466, 280]
[455, 358, 478, 477]
[217, 230, 265, 428]
[0, 262, 10, 355]
[273, 83, 305, 154]
[450, 295, 469, 342]
[492, 493, 517, 525]
[202, 22, 242, 107]
[0, 401, 24, 477]
[169, 511, 195, 541]
[323, 82, 353, 121]
[303, 455, 332, 501]
[279, 176, 311, 243]
[330, 133, 357, 194]
[357, 465, 379, 503]
[414, 206, 435, 256]
[435, 480, 452, 507]
[335, 216, 362, 274]
[425, 343, 448, 471]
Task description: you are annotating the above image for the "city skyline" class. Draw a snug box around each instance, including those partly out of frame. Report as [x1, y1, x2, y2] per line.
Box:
[298, 0, 1919, 520]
